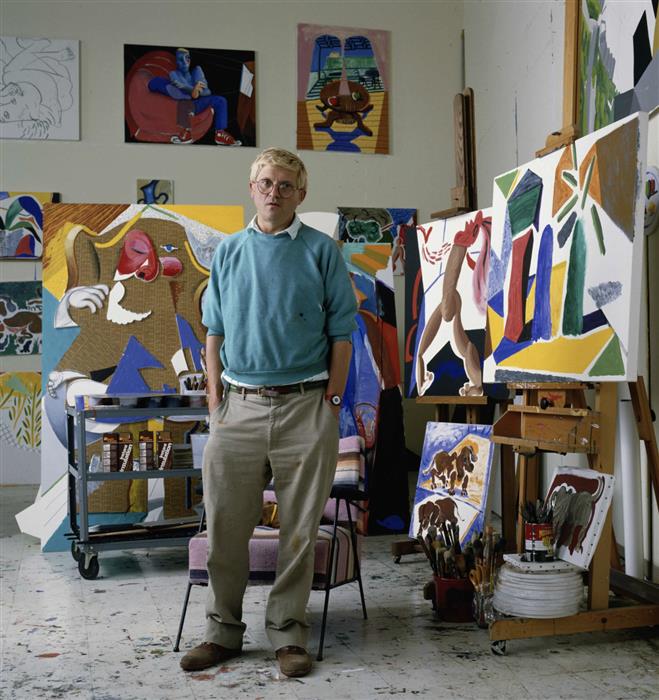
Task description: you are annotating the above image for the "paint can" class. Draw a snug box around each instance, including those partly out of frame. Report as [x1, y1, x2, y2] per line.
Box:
[433, 576, 474, 622]
[524, 523, 554, 561]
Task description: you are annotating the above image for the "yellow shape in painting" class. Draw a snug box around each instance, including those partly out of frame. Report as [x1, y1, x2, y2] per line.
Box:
[163, 205, 244, 233]
[487, 305, 504, 349]
[549, 261, 567, 336]
[525, 277, 536, 321]
[304, 91, 385, 155]
[498, 327, 613, 373]
[44, 222, 99, 299]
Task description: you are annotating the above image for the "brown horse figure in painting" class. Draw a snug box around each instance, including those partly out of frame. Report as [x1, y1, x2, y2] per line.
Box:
[422, 450, 455, 490]
[449, 443, 478, 497]
[416, 497, 458, 538]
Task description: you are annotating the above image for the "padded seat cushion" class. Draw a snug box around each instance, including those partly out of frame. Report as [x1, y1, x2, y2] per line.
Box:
[188, 524, 358, 587]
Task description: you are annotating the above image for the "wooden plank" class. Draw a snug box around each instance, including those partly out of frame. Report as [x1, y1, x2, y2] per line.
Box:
[416, 395, 488, 406]
[588, 382, 617, 610]
[609, 569, 659, 604]
[489, 604, 659, 641]
[562, 0, 580, 134]
[463, 87, 477, 210]
[628, 378, 659, 511]
[500, 444, 517, 552]
[452, 92, 467, 209]
[430, 206, 470, 220]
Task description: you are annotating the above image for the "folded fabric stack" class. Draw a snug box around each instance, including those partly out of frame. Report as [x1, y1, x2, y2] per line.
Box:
[493, 554, 584, 619]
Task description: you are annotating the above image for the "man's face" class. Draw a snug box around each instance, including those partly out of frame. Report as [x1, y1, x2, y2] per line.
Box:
[176, 50, 191, 72]
[249, 164, 306, 234]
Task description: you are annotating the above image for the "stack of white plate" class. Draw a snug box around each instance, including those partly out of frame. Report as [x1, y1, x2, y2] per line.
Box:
[493, 554, 584, 618]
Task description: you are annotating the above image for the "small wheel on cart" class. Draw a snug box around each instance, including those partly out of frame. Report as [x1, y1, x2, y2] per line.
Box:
[393, 555, 401, 564]
[78, 555, 100, 580]
[491, 640, 507, 656]
[71, 541, 82, 562]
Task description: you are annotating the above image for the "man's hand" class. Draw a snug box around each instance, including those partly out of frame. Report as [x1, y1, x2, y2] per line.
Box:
[326, 399, 340, 421]
[191, 81, 204, 99]
[207, 387, 224, 414]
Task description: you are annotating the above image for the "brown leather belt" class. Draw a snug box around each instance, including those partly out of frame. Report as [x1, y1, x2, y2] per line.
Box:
[227, 380, 327, 398]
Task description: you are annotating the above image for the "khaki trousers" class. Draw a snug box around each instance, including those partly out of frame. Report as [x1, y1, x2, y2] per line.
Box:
[201, 386, 338, 650]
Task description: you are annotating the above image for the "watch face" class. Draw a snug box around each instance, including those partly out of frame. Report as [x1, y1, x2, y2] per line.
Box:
[330, 394, 341, 406]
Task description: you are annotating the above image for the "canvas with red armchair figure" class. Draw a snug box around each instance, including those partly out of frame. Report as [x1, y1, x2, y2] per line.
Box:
[124, 44, 255, 146]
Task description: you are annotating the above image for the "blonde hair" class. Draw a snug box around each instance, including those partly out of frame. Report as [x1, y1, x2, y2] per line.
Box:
[249, 147, 308, 191]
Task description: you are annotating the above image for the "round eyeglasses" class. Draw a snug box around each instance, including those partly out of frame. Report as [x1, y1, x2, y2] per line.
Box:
[254, 178, 299, 198]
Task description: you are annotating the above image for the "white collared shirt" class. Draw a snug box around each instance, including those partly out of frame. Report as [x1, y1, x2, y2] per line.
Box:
[246, 214, 302, 239]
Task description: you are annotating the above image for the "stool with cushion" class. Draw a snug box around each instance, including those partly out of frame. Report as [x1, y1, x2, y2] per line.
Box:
[173, 435, 368, 661]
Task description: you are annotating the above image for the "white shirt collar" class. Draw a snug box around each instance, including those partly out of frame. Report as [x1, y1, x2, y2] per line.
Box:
[247, 214, 301, 239]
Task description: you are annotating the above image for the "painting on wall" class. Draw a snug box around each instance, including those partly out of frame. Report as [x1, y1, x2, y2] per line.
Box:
[0, 281, 42, 355]
[297, 23, 389, 154]
[337, 207, 415, 275]
[17, 203, 243, 550]
[136, 179, 174, 204]
[0, 37, 79, 140]
[545, 466, 615, 569]
[341, 243, 408, 533]
[405, 209, 507, 399]
[410, 422, 494, 547]
[483, 112, 647, 383]
[1, 191, 60, 259]
[0, 372, 41, 484]
[124, 44, 255, 147]
[578, 0, 657, 135]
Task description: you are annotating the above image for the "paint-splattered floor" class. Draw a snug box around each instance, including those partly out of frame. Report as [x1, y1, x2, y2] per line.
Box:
[2, 485, 658, 700]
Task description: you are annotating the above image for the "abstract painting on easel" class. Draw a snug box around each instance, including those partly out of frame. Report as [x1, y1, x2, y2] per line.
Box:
[410, 422, 494, 547]
[404, 209, 506, 399]
[578, 0, 657, 135]
[544, 467, 615, 569]
[483, 112, 648, 383]
[297, 23, 389, 154]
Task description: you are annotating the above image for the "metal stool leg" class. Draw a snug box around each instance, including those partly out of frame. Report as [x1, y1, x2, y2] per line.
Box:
[346, 499, 367, 619]
[173, 581, 193, 652]
[317, 497, 341, 661]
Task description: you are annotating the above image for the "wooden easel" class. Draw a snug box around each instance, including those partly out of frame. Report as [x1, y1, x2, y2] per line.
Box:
[487, 0, 659, 650]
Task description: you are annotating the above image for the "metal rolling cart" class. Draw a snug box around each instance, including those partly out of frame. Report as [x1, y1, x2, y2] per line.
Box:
[66, 396, 208, 579]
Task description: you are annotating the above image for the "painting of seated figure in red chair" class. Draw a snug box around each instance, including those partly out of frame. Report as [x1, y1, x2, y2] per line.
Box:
[124, 44, 256, 147]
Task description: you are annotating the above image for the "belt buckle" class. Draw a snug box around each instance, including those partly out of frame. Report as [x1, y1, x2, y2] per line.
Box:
[258, 387, 279, 398]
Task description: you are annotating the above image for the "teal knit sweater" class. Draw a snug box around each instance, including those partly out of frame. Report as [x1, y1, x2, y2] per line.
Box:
[202, 223, 357, 386]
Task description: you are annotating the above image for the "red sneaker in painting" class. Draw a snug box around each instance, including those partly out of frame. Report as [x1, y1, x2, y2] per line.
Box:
[214, 130, 241, 146]
[171, 128, 192, 144]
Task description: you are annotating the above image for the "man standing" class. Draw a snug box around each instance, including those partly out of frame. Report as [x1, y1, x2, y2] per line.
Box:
[180, 148, 357, 677]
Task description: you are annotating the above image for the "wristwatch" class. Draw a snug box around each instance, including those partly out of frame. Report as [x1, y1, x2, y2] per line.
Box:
[327, 394, 342, 407]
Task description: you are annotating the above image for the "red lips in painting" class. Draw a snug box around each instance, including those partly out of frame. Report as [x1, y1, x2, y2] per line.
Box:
[116, 229, 182, 281]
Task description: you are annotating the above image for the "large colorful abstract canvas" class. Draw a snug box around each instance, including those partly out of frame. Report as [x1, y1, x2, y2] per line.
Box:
[297, 23, 389, 154]
[545, 466, 615, 569]
[338, 207, 416, 275]
[341, 243, 408, 534]
[0, 281, 42, 355]
[0, 37, 79, 140]
[124, 44, 255, 146]
[406, 209, 505, 399]
[18, 203, 243, 549]
[410, 422, 494, 546]
[1, 192, 60, 258]
[578, 0, 657, 135]
[484, 112, 647, 383]
[0, 372, 41, 484]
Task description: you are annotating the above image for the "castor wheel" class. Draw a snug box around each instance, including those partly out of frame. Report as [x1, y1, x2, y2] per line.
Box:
[78, 554, 100, 580]
[491, 640, 507, 656]
[393, 555, 401, 564]
[71, 541, 82, 562]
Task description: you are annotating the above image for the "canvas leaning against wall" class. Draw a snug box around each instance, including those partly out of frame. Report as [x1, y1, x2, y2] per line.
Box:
[17, 203, 243, 550]
[410, 422, 494, 547]
[405, 209, 505, 400]
[483, 112, 648, 383]
[297, 23, 389, 154]
[124, 44, 255, 147]
[0, 37, 79, 140]
[0, 281, 42, 356]
[0, 372, 41, 485]
[136, 179, 174, 205]
[337, 207, 416, 275]
[578, 0, 657, 135]
[1, 192, 60, 259]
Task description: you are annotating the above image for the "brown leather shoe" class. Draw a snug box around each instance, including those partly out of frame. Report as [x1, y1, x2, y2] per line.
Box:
[275, 645, 312, 677]
[180, 642, 241, 671]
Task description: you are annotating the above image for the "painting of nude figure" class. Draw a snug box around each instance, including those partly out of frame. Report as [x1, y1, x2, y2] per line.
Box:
[405, 208, 505, 399]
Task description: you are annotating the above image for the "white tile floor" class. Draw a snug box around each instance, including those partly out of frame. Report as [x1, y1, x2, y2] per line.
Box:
[2, 485, 658, 700]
